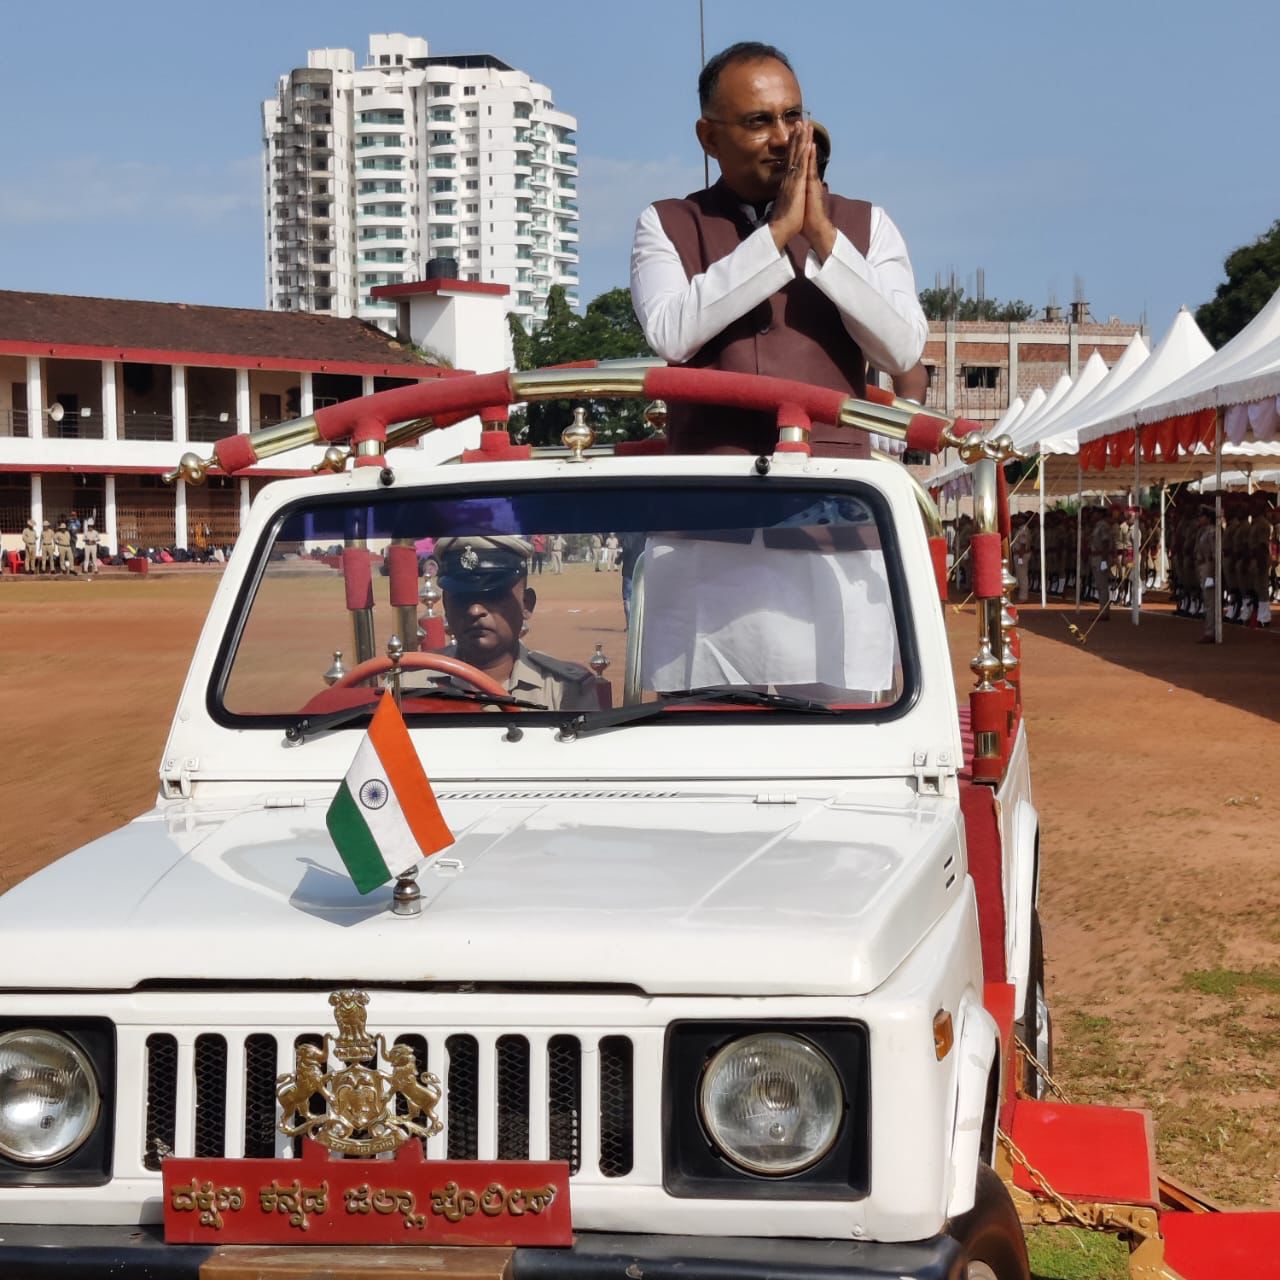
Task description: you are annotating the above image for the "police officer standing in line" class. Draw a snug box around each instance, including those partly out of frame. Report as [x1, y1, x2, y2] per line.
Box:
[430, 536, 600, 713]
[21, 518, 37, 574]
[82, 518, 100, 576]
[1088, 506, 1118, 620]
[54, 519, 73, 575]
[39, 520, 56, 574]
[1194, 506, 1219, 643]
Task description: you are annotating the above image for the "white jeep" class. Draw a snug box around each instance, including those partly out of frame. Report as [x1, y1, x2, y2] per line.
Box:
[0, 367, 1044, 1279]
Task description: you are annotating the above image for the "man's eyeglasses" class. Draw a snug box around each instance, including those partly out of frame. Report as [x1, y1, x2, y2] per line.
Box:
[703, 108, 809, 140]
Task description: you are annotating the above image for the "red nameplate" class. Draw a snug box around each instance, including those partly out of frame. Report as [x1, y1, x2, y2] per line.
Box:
[162, 1139, 572, 1246]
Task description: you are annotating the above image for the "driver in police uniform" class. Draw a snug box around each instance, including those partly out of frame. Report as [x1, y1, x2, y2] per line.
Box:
[430, 535, 600, 712]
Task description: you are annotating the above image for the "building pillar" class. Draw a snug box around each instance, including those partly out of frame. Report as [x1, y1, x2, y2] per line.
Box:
[944, 321, 956, 416]
[1008, 323, 1020, 405]
[30, 473, 43, 531]
[361, 374, 376, 398]
[240, 477, 251, 531]
[1068, 323, 1079, 377]
[236, 368, 251, 433]
[101, 361, 118, 441]
[26, 356, 43, 440]
[105, 474, 117, 556]
[300, 370, 314, 416]
[174, 478, 187, 551]
[171, 364, 187, 441]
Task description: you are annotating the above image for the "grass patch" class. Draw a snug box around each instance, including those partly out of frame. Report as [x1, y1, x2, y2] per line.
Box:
[1181, 968, 1280, 997]
[1028, 1226, 1129, 1279]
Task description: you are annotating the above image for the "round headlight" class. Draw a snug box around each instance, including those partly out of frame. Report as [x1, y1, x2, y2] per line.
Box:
[699, 1032, 843, 1175]
[0, 1030, 101, 1164]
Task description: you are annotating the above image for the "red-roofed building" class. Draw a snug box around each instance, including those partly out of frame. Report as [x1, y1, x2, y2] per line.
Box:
[0, 289, 449, 559]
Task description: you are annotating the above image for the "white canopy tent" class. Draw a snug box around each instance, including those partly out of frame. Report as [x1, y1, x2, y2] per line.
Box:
[1076, 293, 1280, 637]
[1009, 352, 1109, 452]
[1031, 333, 1151, 457]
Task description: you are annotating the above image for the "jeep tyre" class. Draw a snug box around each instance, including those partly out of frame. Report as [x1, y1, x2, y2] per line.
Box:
[947, 1164, 1031, 1280]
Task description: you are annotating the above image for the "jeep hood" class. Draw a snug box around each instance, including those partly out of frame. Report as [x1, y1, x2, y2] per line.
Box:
[0, 792, 963, 996]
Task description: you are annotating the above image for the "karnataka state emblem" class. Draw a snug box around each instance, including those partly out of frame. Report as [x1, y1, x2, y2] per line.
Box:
[276, 990, 443, 1156]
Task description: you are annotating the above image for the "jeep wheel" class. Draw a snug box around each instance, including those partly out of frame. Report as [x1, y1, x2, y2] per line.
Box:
[948, 1164, 1031, 1280]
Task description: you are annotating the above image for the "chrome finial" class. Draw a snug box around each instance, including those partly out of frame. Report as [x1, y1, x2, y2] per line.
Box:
[419, 574, 442, 616]
[643, 399, 668, 438]
[588, 642, 610, 680]
[313, 445, 348, 475]
[323, 650, 347, 686]
[561, 406, 594, 462]
[386, 635, 404, 707]
[164, 451, 212, 487]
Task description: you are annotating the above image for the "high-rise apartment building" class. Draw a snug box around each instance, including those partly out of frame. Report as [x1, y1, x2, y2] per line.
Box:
[262, 34, 579, 330]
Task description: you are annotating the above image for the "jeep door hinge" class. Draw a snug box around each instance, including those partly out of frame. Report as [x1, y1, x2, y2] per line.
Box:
[912, 748, 955, 796]
[161, 756, 199, 799]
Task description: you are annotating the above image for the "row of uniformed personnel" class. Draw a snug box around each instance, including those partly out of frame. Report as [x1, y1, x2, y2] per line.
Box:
[19, 517, 101, 575]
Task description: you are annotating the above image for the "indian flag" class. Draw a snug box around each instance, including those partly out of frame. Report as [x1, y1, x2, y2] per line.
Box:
[326, 693, 455, 894]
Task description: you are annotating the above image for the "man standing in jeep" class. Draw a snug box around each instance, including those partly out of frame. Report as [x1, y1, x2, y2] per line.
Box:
[630, 41, 927, 457]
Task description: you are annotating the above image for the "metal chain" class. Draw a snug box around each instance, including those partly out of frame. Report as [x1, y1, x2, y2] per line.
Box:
[997, 1127, 1092, 1230]
[1013, 1033, 1071, 1102]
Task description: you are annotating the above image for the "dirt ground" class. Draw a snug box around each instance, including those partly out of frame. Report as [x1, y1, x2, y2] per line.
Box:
[1, 571, 1277, 1208]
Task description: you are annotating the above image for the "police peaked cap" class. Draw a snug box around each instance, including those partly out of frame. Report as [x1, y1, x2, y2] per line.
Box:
[435, 535, 533, 593]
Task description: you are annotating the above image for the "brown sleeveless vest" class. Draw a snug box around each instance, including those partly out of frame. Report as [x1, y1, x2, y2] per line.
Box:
[654, 180, 873, 458]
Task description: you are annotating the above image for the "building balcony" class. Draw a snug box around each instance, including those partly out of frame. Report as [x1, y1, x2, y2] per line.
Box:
[531, 263, 552, 279]
[427, 160, 459, 175]
[186, 413, 236, 444]
[530, 172, 551, 190]
[356, 187, 406, 202]
[0, 408, 29, 438]
[513, 207, 532, 222]
[552, 244, 575, 260]
[119, 412, 175, 443]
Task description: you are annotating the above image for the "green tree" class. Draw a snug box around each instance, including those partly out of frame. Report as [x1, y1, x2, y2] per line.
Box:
[919, 285, 1034, 323]
[510, 286, 655, 446]
[1196, 220, 1280, 347]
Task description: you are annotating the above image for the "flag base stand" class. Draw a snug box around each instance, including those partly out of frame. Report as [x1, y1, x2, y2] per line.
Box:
[392, 865, 421, 916]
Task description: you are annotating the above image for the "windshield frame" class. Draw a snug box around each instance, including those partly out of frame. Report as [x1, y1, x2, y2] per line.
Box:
[206, 472, 923, 734]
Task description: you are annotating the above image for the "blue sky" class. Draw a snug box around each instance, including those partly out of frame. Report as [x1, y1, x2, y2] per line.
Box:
[1, 0, 1276, 338]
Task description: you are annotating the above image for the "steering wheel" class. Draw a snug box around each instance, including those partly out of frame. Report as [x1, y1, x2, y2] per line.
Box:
[332, 651, 514, 700]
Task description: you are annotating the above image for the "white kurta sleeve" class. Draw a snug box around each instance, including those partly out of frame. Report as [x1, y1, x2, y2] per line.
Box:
[630, 204, 793, 364]
[802, 207, 928, 376]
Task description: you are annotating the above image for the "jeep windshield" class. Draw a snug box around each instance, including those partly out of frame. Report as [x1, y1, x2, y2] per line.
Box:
[217, 477, 916, 725]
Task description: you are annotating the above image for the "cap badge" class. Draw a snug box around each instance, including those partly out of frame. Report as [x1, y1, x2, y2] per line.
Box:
[460, 546, 480, 571]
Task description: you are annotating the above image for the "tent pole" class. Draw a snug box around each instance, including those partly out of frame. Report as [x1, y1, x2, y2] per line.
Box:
[1158, 484, 1168, 588]
[1214, 409, 1224, 645]
[1038, 453, 1047, 607]
[1075, 457, 1083, 609]
[1131, 427, 1141, 624]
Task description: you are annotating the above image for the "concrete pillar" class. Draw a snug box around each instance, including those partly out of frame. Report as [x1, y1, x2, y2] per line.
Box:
[26, 356, 43, 440]
[943, 322, 956, 415]
[1068, 323, 1079, 377]
[361, 374, 375, 398]
[174, 479, 187, 551]
[30, 474, 43, 530]
[171, 364, 187, 441]
[240, 477, 251, 531]
[300, 371, 314, 416]
[236, 368, 251, 433]
[101, 361, 118, 441]
[105, 474, 117, 556]
[1008, 323, 1020, 404]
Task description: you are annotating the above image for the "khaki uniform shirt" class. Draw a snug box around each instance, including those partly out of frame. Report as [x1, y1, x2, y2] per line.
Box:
[22, 525, 37, 549]
[418, 644, 600, 713]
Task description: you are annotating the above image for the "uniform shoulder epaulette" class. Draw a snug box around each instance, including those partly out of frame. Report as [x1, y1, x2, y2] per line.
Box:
[527, 650, 594, 683]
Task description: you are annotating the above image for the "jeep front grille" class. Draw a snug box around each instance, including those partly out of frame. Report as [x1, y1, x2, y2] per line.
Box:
[143, 1029, 632, 1179]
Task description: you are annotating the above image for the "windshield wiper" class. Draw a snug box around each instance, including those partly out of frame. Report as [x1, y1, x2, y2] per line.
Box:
[557, 685, 840, 740]
[285, 688, 547, 743]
